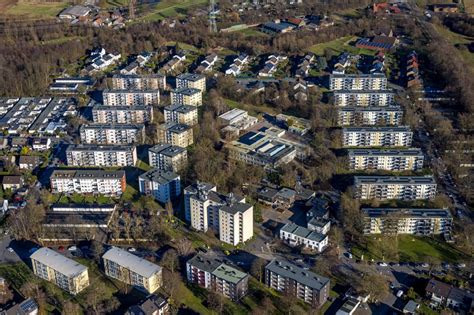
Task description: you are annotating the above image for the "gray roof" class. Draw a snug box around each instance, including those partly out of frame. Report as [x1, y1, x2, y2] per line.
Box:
[139, 168, 179, 185]
[67, 144, 136, 153]
[80, 123, 144, 131]
[51, 169, 125, 180]
[30, 247, 88, 277]
[149, 143, 186, 157]
[164, 104, 197, 114]
[103, 247, 161, 278]
[220, 202, 252, 215]
[280, 222, 327, 242]
[348, 148, 423, 157]
[354, 175, 436, 185]
[343, 126, 412, 132]
[60, 5, 90, 17]
[265, 259, 330, 290]
[172, 87, 201, 96]
[187, 253, 222, 273]
[177, 73, 205, 82]
[362, 208, 451, 219]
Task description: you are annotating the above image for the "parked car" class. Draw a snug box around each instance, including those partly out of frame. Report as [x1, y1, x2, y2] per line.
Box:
[128, 247, 137, 252]
[68, 246, 77, 251]
[378, 262, 388, 267]
[396, 290, 404, 298]
[6, 247, 14, 253]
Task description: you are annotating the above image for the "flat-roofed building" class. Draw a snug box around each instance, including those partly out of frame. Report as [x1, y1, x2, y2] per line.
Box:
[362, 208, 452, 235]
[176, 73, 206, 92]
[92, 105, 153, 124]
[329, 74, 388, 91]
[164, 104, 198, 126]
[337, 106, 403, 126]
[103, 89, 160, 106]
[343, 126, 413, 147]
[111, 74, 166, 90]
[354, 176, 437, 200]
[157, 122, 193, 148]
[138, 169, 181, 203]
[148, 143, 187, 172]
[66, 144, 137, 167]
[265, 259, 330, 307]
[280, 222, 328, 252]
[30, 247, 89, 295]
[226, 130, 297, 167]
[348, 148, 424, 171]
[218, 109, 258, 135]
[184, 182, 253, 245]
[334, 90, 395, 107]
[170, 88, 202, 107]
[80, 124, 145, 144]
[186, 253, 249, 301]
[50, 170, 126, 195]
[102, 247, 162, 294]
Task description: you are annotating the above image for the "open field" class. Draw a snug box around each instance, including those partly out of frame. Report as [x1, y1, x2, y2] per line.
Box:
[138, 0, 207, 22]
[352, 235, 470, 263]
[2, 1, 68, 18]
[434, 24, 474, 71]
[464, 0, 474, 13]
[306, 36, 377, 56]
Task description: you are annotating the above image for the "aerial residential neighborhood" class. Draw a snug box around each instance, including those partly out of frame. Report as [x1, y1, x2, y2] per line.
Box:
[0, 0, 472, 314]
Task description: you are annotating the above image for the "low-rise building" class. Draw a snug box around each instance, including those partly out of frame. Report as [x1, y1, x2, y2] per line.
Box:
[103, 89, 160, 106]
[32, 137, 52, 151]
[148, 143, 187, 172]
[354, 176, 437, 200]
[307, 217, 331, 235]
[275, 114, 311, 136]
[425, 278, 474, 311]
[176, 73, 206, 92]
[157, 123, 193, 148]
[362, 208, 452, 235]
[329, 74, 388, 91]
[18, 155, 41, 171]
[334, 90, 395, 107]
[343, 126, 413, 147]
[348, 148, 424, 171]
[170, 88, 202, 107]
[126, 294, 169, 315]
[80, 124, 145, 144]
[138, 169, 181, 203]
[218, 109, 258, 135]
[111, 74, 166, 90]
[50, 169, 126, 195]
[66, 144, 137, 167]
[337, 106, 403, 126]
[30, 247, 89, 295]
[0, 298, 38, 315]
[103, 247, 162, 294]
[92, 105, 153, 124]
[184, 182, 253, 245]
[164, 104, 198, 126]
[280, 222, 328, 252]
[2, 175, 23, 191]
[226, 130, 296, 167]
[265, 259, 330, 307]
[186, 253, 249, 301]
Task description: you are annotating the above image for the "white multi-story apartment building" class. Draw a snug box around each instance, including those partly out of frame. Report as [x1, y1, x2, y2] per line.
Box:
[354, 176, 437, 200]
[102, 247, 162, 294]
[337, 106, 403, 126]
[138, 168, 181, 203]
[148, 143, 188, 172]
[111, 74, 166, 90]
[92, 105, 153, 124]
[80, 124, 145, 144]
[66, 145, 137, 167]
[103, 89, 160, 106]
[50, 169, 126, 195]
[334, 90, 395, 107]
[164, 104, 198, 126]
[348, 148, 424, 171]
[170, 88, 202, 106]
[186, 253, 249, 301]
[176, 73, 206, 92]
[157, 122, 194, 148]
[362, 208, 452, 235]
[30, 247, 89, 295]
[279, 222, 328, 252]
[329, 73, 388, 91]
[184, 182, 253, 245]
[343, 126, 413, 147]
[265, 259, 330, 307]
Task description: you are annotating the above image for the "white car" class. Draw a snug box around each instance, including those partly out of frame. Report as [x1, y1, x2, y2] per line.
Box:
[421, 263, 429, 268]
[396, 290, 404, 298]
[6, 247, 13, 253]
[68, 246, 77, 251]
[378, 262, 388, 267]
[128, 247, 137, 252]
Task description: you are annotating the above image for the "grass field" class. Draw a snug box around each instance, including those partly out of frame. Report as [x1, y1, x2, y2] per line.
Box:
[353, 235, 470, 263]
[224, 98, 277, 117]
[3, 1, 68, 18]
[236, 27, 268, 37]
[434, 24, 474, 71]
[306, 36, 377, 56]
[463, 0, 474, 13]
[138, 0, 207, 22]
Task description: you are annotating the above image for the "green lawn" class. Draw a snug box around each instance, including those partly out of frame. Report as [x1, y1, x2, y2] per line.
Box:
[103, 0, 129, 8]
[138, 0, 207, 22]
[434, 24, 474, 71]
[5, 2, 68, 18]
[353, 235, 470, 263]
[164, 41, 200, 53]
[307, 36, 377, 56]
[224, 98, 277, 116]
[236, 27, 268, 37]
[0, 263, 34, 291]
